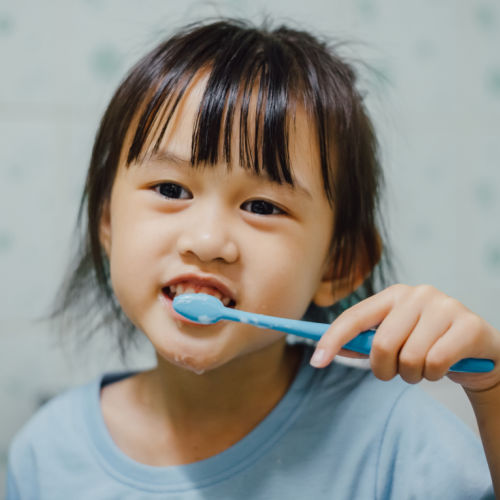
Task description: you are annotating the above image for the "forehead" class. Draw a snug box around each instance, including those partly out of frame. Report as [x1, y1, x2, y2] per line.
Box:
[121, 70, 328, 198]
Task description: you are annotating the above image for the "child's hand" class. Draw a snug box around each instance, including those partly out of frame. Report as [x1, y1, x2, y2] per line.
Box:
[310, 284, 500, 392]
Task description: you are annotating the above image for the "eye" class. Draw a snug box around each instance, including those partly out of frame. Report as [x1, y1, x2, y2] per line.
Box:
[154, 182, 192, 200]
[241, 200, 285, 215]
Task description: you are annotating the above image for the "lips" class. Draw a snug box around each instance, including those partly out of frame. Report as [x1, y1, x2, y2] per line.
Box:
[162, 275, 236, 307]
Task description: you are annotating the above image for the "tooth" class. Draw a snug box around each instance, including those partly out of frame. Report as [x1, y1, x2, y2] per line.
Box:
[171, 281, 232, 302]
[203, 287, 221, 300]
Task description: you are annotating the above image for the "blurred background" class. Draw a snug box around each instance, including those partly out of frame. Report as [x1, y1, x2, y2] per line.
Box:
[1, 0, 499, 493]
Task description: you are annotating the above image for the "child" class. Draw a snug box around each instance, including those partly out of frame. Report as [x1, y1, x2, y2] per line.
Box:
[6, 18, 499, 499]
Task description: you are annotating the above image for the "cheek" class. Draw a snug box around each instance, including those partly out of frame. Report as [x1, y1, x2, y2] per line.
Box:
[107, 210, 162, 319]
[245, 233, 328, 318]
[108, 196, 172, 269]
[108, 250, 150, 326]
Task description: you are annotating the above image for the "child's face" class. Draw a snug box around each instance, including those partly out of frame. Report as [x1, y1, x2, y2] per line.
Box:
[100, 76, 335, 374]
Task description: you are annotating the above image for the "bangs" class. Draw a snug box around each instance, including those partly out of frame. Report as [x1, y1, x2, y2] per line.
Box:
[123, 20, 331, 188]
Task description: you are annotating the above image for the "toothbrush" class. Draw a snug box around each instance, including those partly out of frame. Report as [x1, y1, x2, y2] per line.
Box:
[173, 293, 494, 374]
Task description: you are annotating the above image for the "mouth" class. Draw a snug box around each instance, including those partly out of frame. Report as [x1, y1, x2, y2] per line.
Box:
[162, 279, 236, 308]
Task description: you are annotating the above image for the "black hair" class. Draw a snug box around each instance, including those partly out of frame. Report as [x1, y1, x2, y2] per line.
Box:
[52, 18, 391, 356]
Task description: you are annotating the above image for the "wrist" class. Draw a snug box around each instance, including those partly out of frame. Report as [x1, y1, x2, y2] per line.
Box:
[465, 381, 500, 412]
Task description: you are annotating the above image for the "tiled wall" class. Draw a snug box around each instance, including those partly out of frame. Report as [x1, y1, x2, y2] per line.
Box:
[1, 0, 499, 494]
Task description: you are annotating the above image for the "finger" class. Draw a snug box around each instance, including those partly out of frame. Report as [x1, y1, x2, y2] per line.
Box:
[423, 314, 487, 382]
[368, 301, 421, 380]
[396, 305, 452, 384]
[310, 284, 411, 368]
[447, 329, 500, 391]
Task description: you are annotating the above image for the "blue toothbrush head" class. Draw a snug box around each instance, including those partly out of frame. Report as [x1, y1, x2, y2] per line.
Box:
[172, 293, 225, 324]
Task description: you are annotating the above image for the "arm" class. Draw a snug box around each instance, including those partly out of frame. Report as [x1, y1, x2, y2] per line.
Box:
[466, 384, 500, 495]
[310, 284, 500, 496]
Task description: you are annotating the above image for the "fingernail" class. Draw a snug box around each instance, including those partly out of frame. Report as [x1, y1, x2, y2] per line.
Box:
[310, 348, 325, 368]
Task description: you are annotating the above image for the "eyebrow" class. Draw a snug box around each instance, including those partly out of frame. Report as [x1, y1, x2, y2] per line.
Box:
[146, 149, 312, 199]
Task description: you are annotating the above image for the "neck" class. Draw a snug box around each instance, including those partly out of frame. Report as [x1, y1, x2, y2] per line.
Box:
[138, 340, 302, 435]
[101, 339, 303, 466]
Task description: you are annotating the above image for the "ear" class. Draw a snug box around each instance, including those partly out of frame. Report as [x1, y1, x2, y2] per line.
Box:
[313, 234, 383, 307]
[313, 274, 366, 307]
[99, 201, 112, 257]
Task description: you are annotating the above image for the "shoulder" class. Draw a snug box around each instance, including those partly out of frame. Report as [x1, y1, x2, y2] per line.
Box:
[308, 359, 493, 498]
[298, 350, 417, 444]
[381, 380, 478, 442]
[313, 358, 481, 445]
[6, 371, 140, 497]
[6, 380, 96, 497]
[8, 379, 95, 462]
[6, 374, 108, 490]
[376, 381, 493, 498]
[8, 371, 138, 466]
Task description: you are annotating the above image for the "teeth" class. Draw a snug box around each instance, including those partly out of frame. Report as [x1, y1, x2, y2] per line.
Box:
[207, 289, 222, 301]
[168, 282, 233, 306]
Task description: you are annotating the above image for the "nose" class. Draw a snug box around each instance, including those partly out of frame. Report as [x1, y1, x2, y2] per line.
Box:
[176, 205, 239, 264]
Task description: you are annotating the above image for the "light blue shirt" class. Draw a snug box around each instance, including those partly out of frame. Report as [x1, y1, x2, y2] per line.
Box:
[6, 344, 494, 499]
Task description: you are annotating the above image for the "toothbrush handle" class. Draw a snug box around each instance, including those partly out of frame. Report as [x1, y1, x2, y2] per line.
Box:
[223, 310, 494, 373]
[449, 358, 494, 373]
[224, 309, 327, 340]
[340, 330, 495, 373]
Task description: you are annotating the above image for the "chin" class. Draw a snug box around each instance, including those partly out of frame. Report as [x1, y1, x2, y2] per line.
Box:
[160, 346, 229, 375]
[154, 329, 286, 376]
